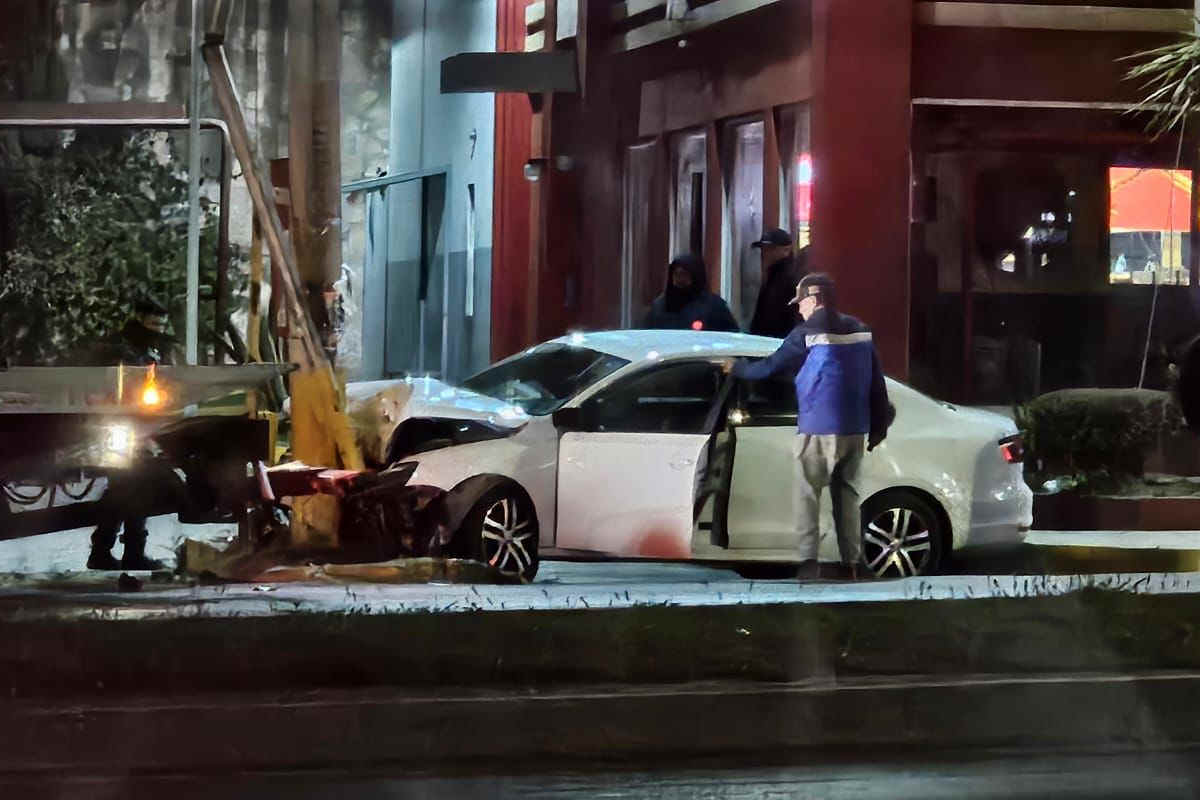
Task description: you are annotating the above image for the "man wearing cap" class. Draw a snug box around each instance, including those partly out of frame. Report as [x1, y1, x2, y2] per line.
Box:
[731, 273, 891, 579]
[749, 228, 808, 339]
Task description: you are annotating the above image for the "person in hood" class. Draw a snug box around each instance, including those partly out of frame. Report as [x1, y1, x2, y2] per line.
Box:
[643, 254, 740, 332]
[749, 228, 808, 339]
[109, 297, 180, 366]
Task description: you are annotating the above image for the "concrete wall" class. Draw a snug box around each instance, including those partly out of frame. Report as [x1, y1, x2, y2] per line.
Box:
[358, 0, 496, 383]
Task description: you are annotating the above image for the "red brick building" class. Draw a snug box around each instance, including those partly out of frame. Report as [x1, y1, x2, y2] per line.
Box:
[484, 0, 1199, 403]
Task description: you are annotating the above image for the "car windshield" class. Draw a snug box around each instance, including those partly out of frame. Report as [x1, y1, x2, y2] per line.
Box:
[461, 344, 629, 415]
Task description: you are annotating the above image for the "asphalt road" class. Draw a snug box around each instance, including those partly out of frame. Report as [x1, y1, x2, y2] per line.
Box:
[13, 749, 1200, 799]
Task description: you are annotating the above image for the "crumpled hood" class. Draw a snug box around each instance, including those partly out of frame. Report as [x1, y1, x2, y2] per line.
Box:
[345, 378, 529, 466]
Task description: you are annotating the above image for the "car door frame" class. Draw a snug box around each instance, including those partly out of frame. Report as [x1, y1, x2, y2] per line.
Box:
[550, 356, 737, 557]
[720, 370, 801, 551]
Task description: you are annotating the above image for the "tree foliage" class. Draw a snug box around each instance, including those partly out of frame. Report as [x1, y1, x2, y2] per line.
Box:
[1125, 29, 1200, 138]
[0, 131, 243, 365]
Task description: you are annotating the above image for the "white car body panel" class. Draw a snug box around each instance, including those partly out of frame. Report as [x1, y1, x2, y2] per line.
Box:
[405, 418, 560, 549]
[347, 330, 1034, 566]
[556, 431, 709, 558]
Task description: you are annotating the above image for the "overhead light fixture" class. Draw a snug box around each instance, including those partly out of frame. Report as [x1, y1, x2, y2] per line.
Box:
[523, 159, 548, 182]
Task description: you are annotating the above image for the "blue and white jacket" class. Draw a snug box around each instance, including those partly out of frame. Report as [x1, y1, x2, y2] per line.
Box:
[734, 308, 890, 438]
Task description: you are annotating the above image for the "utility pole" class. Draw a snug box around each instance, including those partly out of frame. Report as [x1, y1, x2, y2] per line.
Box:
[286, 0, 354, 547]
[204, 0, 361, 553]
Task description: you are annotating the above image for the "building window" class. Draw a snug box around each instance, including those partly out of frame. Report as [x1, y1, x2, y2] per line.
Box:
[1108, 166, 1192, 286]
[777, 104, 812, 249]
[623, 140, 663, 327]
[723, 118, 765, 323]
[466, 183, 476, 317]
[670, 129, 708, 260]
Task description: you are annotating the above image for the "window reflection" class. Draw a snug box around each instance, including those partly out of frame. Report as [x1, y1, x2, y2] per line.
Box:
[1108, 166, 1192, 286]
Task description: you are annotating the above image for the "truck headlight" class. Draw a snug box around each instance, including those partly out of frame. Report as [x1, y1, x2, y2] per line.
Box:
[104, 423, 134, 459]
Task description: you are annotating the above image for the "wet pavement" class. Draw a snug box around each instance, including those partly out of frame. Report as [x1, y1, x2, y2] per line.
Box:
[13, 749, 1200, 799]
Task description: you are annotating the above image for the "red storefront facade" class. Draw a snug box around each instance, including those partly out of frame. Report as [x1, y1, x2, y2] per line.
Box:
[491, 0, 1197, 404]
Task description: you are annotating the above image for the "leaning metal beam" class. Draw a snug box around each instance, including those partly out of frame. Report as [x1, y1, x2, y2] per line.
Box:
[202, 41, 324, 372]
[203, 35, 364, 516]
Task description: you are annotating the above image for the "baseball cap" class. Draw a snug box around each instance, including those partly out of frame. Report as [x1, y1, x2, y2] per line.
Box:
[787, 273, 835, 306]
[750, 228, 793, 249]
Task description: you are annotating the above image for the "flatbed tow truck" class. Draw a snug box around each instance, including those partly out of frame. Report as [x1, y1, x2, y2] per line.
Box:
[0, 362, 449, 578]
[0, 10, 479, 582]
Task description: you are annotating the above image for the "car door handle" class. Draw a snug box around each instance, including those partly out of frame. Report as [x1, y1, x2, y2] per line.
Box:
[670, 457, 695, 470]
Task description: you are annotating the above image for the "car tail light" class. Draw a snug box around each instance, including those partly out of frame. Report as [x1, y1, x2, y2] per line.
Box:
[999, 433, 1024, 464]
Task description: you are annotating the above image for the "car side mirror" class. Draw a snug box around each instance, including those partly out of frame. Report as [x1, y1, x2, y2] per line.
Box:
[553, 406, 586, 431]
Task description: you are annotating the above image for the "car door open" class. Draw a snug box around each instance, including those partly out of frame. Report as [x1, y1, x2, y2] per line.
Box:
[724, 373, 800, 551]
[554, 360, 730, 558]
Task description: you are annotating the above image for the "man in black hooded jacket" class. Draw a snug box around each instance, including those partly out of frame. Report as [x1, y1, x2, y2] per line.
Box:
[749, 228, 808, 339]
[643, 253, 740, 332]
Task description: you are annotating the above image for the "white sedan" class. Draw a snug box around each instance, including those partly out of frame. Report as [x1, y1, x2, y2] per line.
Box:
[347, 331, 1033, 581]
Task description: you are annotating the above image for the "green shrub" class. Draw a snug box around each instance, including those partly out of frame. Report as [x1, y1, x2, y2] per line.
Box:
[1016, 388, 1186, 490]
[0, 131, 243, 365]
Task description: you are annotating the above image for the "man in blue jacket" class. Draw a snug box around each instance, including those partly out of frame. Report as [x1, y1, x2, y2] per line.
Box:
[733, 273, 891, 578]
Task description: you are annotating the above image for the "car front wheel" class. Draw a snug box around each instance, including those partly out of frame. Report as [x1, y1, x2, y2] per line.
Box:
[860, 490, 946, 578]
[460, 484, 539, 582]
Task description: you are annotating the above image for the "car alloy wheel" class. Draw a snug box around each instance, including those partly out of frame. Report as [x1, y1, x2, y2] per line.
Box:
[478, 493, 538, 581]
[860, 490, 945, 578]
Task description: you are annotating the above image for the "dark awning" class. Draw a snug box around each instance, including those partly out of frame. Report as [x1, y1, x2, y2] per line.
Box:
[440, 51, 577, 94]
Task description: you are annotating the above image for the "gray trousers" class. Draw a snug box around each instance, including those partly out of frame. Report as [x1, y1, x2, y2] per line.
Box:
[793, 434, 865, 564]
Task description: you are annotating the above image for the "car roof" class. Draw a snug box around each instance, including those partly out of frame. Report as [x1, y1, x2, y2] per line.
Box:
[546, 330, 782, 363]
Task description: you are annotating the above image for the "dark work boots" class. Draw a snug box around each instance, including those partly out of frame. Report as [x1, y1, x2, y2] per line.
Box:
[86, 521, 165, 571]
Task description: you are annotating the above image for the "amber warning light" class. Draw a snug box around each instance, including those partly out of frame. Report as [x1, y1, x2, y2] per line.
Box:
[139, 363, 166, 410]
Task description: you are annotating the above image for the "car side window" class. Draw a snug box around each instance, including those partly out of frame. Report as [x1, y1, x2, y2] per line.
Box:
[582, 361, 725, 434]
[739, 369, 798, 422]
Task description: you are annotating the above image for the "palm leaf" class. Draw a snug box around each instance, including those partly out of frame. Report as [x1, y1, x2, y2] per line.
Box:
[1125, 27, 1200, 137]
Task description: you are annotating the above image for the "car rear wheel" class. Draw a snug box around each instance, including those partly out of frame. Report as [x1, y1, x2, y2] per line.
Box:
[459, 484, 539, 582]
[860, 490, 946, 578]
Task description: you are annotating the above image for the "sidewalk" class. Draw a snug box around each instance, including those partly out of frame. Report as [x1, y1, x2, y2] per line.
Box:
[1019, 530, 1200, 573]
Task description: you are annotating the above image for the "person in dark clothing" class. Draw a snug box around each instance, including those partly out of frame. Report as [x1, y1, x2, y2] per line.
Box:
[86, 296, 175, 571]
[643, 254, 740, 332]
[104, 297, 179, 366]
[749, 228, 808, 339]
[732, 273, 891, 580]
